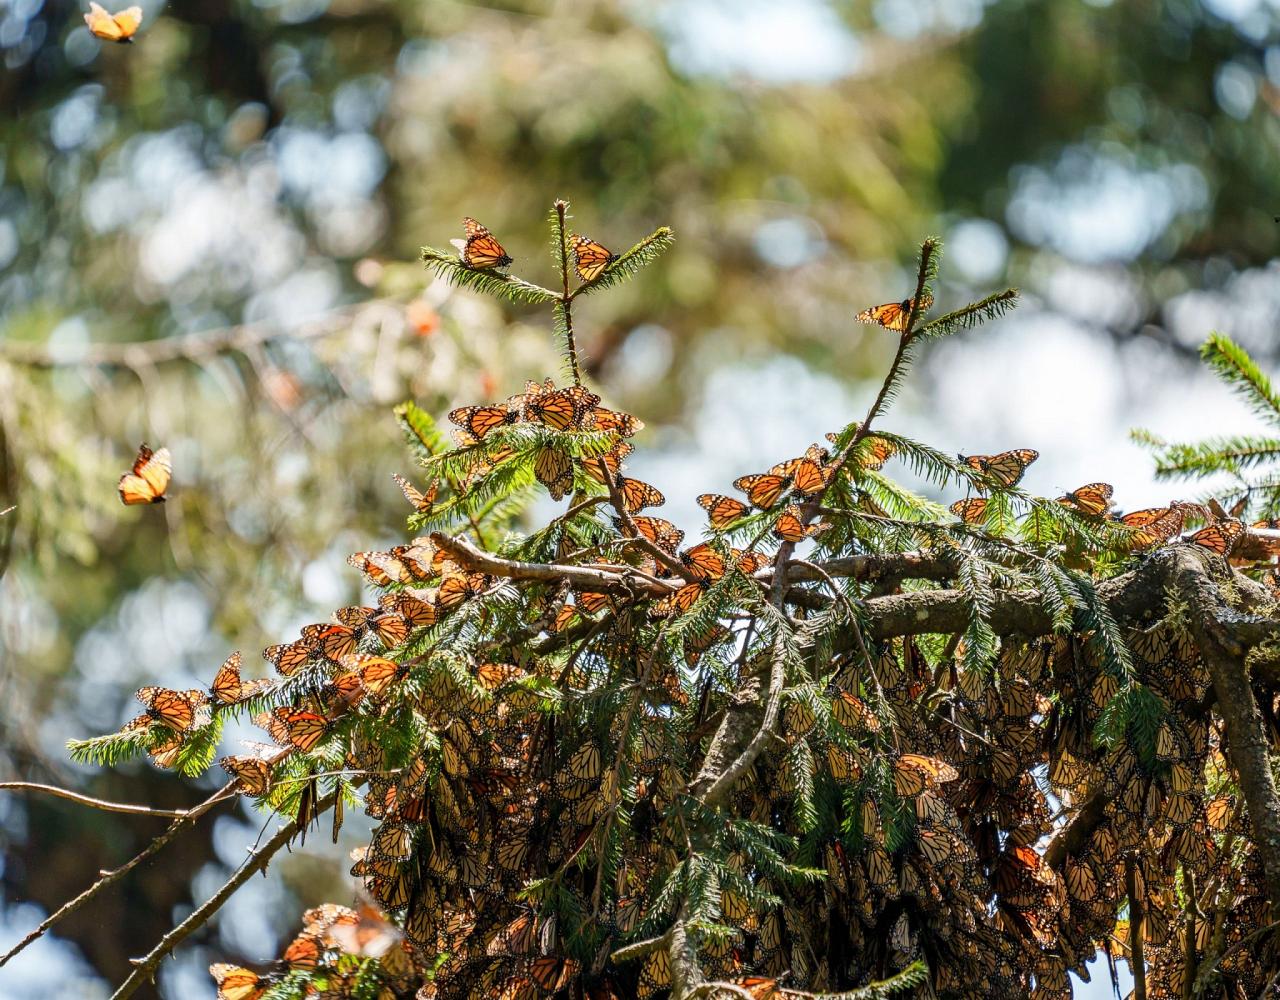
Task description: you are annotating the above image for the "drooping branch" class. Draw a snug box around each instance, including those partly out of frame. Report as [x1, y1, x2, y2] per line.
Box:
[0, 781, 192, 819]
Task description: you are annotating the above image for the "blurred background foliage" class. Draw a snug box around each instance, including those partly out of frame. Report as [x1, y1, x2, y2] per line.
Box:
[0, 0, 1277, 996]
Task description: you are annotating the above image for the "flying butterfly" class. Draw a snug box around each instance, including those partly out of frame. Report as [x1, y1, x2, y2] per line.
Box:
[698, 493, 750, 530]
[392, 473, 438, 515]
[1056, 482, 1114, 517]
[451, 216, 512, 269]
[118, 442, 171, 505]
[568, 233, 617, 283]
[960, 448, 1039, 489]
[949, 498, 988, 524]
[84, 2, 142, 42]
[855, 292, 934, 333]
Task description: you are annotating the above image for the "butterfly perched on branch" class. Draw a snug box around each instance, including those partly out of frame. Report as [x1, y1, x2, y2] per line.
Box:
[569, 234, 616, 283]
[856, 293, 934, 332]
[959, 448, 1038, 490]
[118, 442, 171, 504]
[451, 217, 512, 269]
[1056, 482, 1114, 517]
[84, 3, 142, 42]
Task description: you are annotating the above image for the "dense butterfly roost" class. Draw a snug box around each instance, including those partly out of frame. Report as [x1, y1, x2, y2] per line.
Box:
[69, 207, 1280, 1000]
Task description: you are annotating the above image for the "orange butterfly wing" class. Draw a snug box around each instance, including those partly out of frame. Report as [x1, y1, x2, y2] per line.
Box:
[618, 477, 665, 513]
[569, 234, 616, 283]
[733, 473, 787, 510]
[85, 3, 142, 42]
[455, 217, 512, 269]
[949, 498, 987, 524]
[1056, 482, 1114, 516]
[697, 493, 749, 529]
[118, 443, 171, 504]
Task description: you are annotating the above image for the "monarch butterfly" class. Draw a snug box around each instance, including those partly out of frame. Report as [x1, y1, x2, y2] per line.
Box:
[220, 755, 272, 796]
[1120, 505, 1186, 548]
[272, 708, 329, 752]
[789, 455, 830, 496]
[451, 216, 512, 269]
[486, 912, 541, 956]
[534, 446, 574, 500]
[582, 442, 632, 486]
[1189, 518, 1243, 555]
[652, 580, 706, 616]
[856, 436, 896, 470]
[1206, 796, 1234, 830]
[628, 516, 685, 554]
[569, 233, 616, 283]
[118, 442, 171, 504]
[263, 639, 312, 677]
[697, 493, 749, 530]
[772, 505, 823, 542]
[733, 472, 789, 510]
[949, 498, 987, 524]
[865, 844, 894, 890]
[523, 379, 598, 430]
[680, 542, 725, 581]
[733, 549, 771, 574]
[1064, 859, 1098, 902]
[917, 827, 954, 867]
[728, 978, 780, 1000]
[84, 2, 142, 42]
[590, 406, 644, 437]
[301, 623, 358, 662]
[855, 293, 934, 332]
[282, 932, 322, 969]
[437, 570, 489, 609]
[209, 964, 264, 1000]
[448, 403, 520, 440]
[1056, 482, 1114, 516]
[380, 591, 438, 629]
[210, 651, 270, 705]
[134, 686, 197, 732]
[892, 754, 959, 797]
[392, 473, 438, 514]
[960, 448, 1039, 489]
[832, 691, 878, 731]
[638, 948, 672, 999]
[617, 477, 664, 513]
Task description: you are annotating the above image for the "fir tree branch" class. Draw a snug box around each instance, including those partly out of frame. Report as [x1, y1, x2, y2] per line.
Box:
[915, 287, 1019, 339]
[1202, 332, 1280, 429]
[552, 200, 584, 385]
[420, 246, 560, 305]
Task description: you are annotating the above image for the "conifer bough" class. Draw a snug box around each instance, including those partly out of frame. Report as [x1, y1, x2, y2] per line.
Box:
[30, 204, 1280, 1000]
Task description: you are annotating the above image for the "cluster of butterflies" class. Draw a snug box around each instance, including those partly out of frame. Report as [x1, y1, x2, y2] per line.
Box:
[448, 377, 649, 504]
[944, 447, 1255, 555]
[210, 902, 415, 1000]
[450, 217, 617, 284]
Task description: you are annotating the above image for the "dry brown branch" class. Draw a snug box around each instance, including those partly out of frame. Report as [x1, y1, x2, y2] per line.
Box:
[0, 781, 191, 818]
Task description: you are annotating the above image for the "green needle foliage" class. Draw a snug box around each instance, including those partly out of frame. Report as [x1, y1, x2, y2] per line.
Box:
[54, 205, 1280, 1000]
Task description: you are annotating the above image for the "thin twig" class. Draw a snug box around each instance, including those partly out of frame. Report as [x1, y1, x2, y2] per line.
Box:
[0, 781, 239, 968]
[554, 200, 583, 385]
[110, 791, 338, 1000]
[0, 781, 191, 818]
